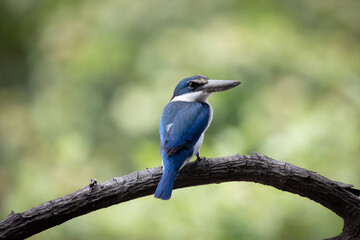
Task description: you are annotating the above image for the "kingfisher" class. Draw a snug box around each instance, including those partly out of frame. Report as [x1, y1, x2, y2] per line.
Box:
[154, 75, 241, 200]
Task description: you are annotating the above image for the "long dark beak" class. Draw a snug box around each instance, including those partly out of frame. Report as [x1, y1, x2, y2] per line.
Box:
[201, 80, 241, 93]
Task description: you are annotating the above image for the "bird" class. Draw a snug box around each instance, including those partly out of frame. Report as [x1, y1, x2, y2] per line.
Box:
[154, 75, 241, 200]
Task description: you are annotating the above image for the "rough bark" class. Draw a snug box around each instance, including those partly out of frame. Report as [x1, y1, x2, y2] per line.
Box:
[0, 153, 359, 240]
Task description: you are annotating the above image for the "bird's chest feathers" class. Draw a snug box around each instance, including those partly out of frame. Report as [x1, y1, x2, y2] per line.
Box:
[206, 104, 213, 131]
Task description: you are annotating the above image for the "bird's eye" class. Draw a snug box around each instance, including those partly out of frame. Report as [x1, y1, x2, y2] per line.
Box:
[188, 81, 200, 89]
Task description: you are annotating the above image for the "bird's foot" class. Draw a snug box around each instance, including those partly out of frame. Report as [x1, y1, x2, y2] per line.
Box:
[195, 153, 206, 163]
[89, 178, 98, 188]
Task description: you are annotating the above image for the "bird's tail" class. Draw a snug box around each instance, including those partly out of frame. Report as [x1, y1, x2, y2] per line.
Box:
[154, 168, 178, 200]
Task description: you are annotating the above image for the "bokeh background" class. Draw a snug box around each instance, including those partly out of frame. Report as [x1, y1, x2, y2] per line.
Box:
[1, 0, 359, 239]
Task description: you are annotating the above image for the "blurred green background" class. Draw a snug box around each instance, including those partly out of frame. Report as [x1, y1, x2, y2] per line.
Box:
[1, 0, 359, 239]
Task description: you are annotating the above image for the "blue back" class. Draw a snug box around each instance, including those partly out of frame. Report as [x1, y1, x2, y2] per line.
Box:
[160, 101, 210, 168]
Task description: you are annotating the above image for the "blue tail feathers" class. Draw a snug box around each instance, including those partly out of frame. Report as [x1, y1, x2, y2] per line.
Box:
[154, 168, 178, 200]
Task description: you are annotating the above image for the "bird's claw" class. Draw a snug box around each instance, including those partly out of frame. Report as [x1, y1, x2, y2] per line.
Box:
[89, 178, 98, 188]
[195, 153, 206, 163]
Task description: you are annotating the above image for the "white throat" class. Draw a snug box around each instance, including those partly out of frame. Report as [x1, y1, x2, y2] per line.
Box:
[170, 91, 212, 103]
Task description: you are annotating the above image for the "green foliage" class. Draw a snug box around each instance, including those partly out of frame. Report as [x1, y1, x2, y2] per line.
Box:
[0, 0, 359, 239]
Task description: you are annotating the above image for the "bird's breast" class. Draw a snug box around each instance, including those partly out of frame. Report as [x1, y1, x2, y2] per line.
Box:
[205, 102, 213, 131]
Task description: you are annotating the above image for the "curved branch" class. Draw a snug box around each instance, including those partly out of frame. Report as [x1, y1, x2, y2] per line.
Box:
[0, 153, 359, 240]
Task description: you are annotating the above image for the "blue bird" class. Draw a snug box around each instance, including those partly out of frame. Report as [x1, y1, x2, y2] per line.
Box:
[154, 75, 240, 200]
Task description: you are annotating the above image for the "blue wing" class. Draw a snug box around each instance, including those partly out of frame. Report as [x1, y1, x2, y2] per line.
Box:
[159, 101, 210, 156]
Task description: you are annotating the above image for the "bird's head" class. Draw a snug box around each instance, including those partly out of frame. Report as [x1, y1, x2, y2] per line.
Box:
[171, 75, 241, 102]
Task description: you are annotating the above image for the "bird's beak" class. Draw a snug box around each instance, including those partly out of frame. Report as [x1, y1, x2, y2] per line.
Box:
[201, 80, 241, 93]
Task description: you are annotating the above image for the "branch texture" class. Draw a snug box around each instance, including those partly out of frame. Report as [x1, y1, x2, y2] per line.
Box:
[0, 153, 359, 239]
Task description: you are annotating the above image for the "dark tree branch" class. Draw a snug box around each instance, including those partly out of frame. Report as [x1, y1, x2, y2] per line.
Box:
[0, 153, 359, 240]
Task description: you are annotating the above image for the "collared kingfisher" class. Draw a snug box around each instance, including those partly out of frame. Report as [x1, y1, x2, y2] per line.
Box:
[154, 75, 240, 200]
